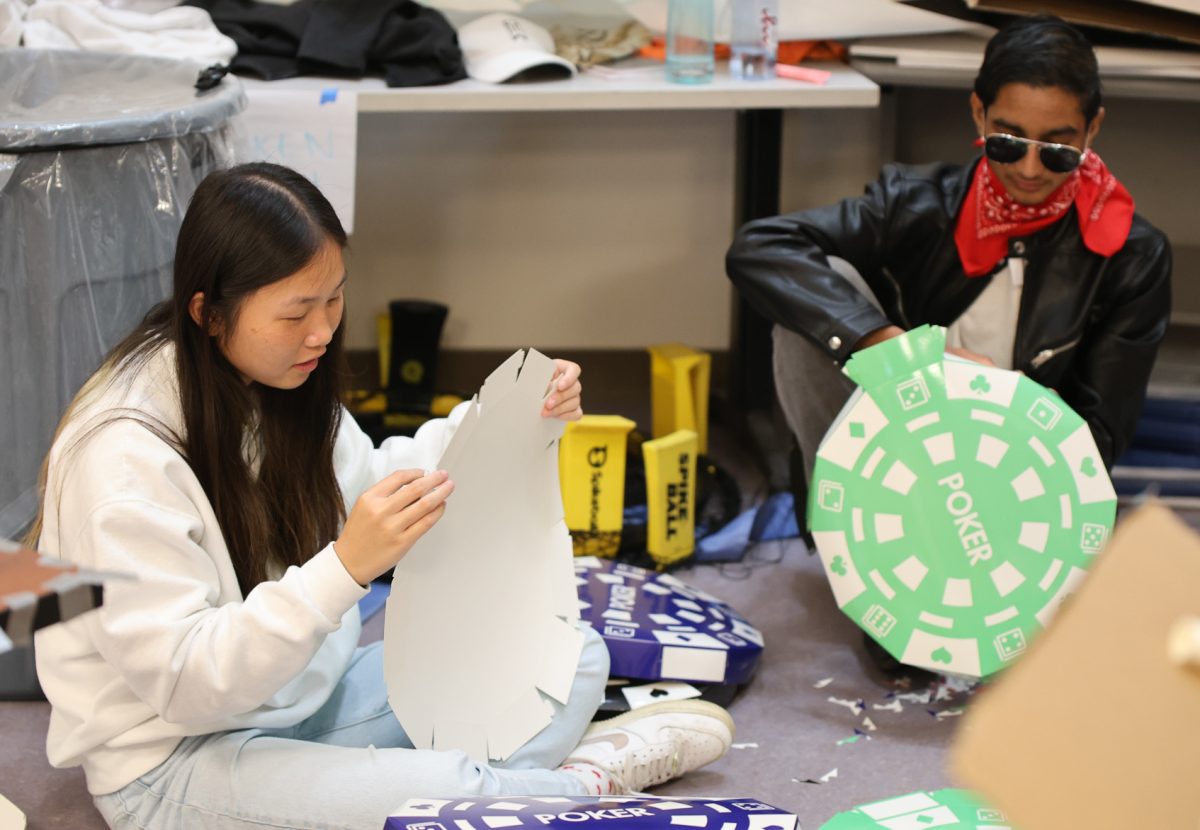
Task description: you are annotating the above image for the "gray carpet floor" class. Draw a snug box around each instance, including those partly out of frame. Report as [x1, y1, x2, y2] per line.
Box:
[0, 535, 976, 829]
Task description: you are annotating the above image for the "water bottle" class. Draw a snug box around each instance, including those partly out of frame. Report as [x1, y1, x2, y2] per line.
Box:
[730, 0, 779, 80]
[666, 0, 715, 85]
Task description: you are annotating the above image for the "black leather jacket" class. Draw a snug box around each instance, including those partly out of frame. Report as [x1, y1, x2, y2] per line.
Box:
[726, 160, 1172, 468]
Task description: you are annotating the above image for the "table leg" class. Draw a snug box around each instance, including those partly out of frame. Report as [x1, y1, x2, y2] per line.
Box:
[730, 108, 782, 411]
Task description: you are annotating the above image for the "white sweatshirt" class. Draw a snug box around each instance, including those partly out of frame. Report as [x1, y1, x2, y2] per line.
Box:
[34, 343, 467, 795]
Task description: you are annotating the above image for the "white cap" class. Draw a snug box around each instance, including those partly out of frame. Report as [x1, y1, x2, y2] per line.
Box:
[457, 13, 577, 84]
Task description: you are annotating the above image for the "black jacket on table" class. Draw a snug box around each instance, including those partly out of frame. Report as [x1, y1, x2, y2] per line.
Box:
[726, 159, 1172, 469]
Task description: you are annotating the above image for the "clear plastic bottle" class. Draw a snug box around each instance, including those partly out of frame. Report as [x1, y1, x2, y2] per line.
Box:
[666, 0, 715, 84]
[730, 0, 779, 80]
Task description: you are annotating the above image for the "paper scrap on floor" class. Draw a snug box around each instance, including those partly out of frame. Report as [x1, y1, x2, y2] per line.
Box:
[384, 349, 583, 762]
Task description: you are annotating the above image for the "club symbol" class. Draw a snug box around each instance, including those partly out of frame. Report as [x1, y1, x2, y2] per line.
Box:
[969, 373, 991, 394]
[1079, 456, 1098, 478]
[831, 555, 848, 576]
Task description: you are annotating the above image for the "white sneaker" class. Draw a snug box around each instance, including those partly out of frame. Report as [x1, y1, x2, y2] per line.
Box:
[561, 700, 734, 793]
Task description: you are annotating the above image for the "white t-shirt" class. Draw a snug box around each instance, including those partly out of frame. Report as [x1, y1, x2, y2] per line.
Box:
[946, 257, 1025, 370]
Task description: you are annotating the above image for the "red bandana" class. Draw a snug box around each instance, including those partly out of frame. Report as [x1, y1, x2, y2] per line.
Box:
[954, 150, 1134, 277]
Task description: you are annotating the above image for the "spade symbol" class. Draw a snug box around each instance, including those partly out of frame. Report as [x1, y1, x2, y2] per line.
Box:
[831, 555, 848, 576]
[650, 687, 670, 698]
[1080, 456, 1098, 478]
[969, 374, 991, 394]
[931, 647, 952, 664]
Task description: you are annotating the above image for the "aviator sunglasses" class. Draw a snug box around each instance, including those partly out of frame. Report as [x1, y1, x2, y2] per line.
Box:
[978, 133, 1086, 174]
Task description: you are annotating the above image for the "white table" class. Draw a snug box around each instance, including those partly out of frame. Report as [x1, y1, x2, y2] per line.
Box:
[240, 63, 878, 112]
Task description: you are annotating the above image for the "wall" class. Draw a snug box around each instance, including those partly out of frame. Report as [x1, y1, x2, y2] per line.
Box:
[343, 105, 883, 352]
[341, 82, 1197, 354]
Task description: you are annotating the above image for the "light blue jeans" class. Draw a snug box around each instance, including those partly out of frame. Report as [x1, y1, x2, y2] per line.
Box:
[94, 628, 608, 830]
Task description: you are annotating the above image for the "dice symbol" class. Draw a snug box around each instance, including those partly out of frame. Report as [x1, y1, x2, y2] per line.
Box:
[1080, 522, 1108, 553]
[1027, 396, 1063, 430]
[994, 628, 1027, 661]
[862, 604, 897, 637]
[896, 377, 931, 411]
[817, 480, 845, 512]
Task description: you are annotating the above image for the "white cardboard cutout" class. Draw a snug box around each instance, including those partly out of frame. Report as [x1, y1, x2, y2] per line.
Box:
[384, 349, 584, 762]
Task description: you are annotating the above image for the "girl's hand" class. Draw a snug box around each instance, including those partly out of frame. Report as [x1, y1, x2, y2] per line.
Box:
[542, 359, 583, 422]
[333, 469, 454, 585]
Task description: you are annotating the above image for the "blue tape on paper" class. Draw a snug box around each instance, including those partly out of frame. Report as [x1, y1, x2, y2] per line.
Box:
[575, 558, 764, 685]
[386, 796, 797, 830]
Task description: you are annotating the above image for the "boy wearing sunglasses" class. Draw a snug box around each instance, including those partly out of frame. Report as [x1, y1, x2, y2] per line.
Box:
[727, 14, 1171, 494]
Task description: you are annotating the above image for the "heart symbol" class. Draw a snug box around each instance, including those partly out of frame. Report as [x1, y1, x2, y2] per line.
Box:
[931, 647, 952, 664]
[1080, 457, 1098, 478]
[969, 374, 991, 394]
[831, 555, 847, 576]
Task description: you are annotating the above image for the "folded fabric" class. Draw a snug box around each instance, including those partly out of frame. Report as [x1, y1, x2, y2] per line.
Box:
[0, 0, 24, 48]
[187, 0, 466, 87]
[100, 0, 186, 12]
[551, 18, 651, 69]
[694, 506, 755, 562]
[22, 0, 236, 64]
[694, 491, 801, 563]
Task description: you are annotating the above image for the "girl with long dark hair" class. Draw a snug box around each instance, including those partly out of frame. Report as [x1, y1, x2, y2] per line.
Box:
[31, 163, 733, 830]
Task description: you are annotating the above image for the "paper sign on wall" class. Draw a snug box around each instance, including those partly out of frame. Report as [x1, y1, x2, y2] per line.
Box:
[237, 87, 358, 233]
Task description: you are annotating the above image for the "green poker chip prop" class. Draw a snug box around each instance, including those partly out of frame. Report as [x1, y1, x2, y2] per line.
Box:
[809, 326, 1116, 678]
[819, 788, 1010, 828]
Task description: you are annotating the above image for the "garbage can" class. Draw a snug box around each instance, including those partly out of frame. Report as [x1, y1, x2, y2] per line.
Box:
[0, 49, 245, 541]
[0, 50, 244, 699]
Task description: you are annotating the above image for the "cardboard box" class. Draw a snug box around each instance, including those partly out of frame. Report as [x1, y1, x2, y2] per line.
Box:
[575, 556, 764, 684]
[560, 415, 637, 558]
[950, 502, 1200, 829]
[386, 796, 797, 830]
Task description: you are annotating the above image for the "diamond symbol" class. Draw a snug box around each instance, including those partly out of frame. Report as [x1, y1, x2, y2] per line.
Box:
[848, 421, 866, 439]
[917, 817, 936, 825]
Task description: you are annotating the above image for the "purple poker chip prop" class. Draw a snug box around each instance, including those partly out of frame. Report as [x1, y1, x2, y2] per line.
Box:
[386, 796, 797, 830]
[574, 557, 764, 685]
